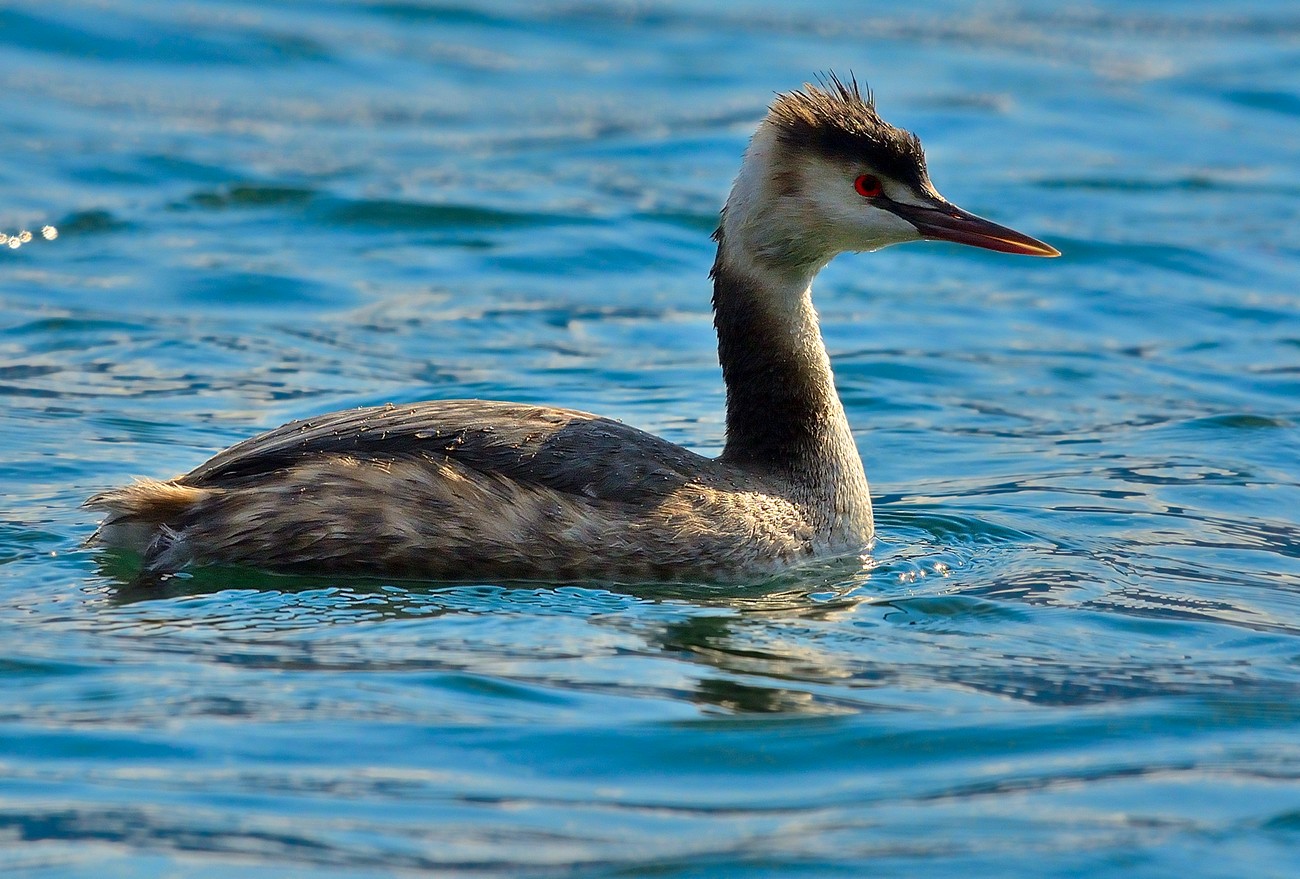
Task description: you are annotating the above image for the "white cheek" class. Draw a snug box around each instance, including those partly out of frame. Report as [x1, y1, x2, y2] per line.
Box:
[851, 206, 920, 251]
[811, 181, 920, 252]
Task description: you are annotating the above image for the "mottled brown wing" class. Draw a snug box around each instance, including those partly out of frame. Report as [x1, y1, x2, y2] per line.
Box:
[180, 400, 715, 504]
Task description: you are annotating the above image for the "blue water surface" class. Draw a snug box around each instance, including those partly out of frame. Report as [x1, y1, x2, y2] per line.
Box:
[2, 1, 1299, 876]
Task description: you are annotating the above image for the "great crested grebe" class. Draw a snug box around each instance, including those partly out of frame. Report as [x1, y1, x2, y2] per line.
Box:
[88, 77, 1057, 582]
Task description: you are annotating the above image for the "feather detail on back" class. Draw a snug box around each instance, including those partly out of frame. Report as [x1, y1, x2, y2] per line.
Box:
[180, 401, 716, 503]
[85, 402, 834, 580]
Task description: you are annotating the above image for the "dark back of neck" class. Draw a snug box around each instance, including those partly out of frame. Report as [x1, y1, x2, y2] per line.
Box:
[711, 257, 847, 476]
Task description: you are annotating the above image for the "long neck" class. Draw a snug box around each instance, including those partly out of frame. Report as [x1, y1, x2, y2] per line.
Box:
[710, 248, 872, 536]
[712, 259, 834, 468]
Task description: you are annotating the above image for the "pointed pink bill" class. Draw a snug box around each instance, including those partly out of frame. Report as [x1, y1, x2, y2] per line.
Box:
[888, 199, 1060, 257]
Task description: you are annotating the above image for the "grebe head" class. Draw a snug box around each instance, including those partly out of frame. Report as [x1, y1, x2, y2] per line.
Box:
[717, 75, 1058, 281]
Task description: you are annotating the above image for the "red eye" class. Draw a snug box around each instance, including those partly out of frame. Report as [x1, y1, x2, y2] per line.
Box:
[854, 174, 883, 198]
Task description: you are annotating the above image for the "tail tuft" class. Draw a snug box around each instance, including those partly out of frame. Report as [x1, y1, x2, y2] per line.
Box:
[85, 479, 214, 554]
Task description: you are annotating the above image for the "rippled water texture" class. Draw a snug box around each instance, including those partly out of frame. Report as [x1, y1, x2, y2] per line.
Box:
[2, 1, 1299, 876]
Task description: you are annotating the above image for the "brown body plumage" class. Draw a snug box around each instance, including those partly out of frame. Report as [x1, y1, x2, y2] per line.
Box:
[87, 76, 1056, 582]
[90, 401, 856, 580]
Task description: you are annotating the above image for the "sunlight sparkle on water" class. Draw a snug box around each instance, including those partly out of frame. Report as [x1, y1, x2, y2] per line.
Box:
[1, 224, 58, 249]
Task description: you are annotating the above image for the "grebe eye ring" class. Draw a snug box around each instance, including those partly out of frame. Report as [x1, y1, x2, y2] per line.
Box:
[854, 174, 883, 198]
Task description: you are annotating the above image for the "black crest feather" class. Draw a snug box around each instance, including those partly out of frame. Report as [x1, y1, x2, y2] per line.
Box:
[768, 73, 929, 192]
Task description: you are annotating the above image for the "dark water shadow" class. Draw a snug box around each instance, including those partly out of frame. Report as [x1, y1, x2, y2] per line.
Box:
[93, 545, 876, 611]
